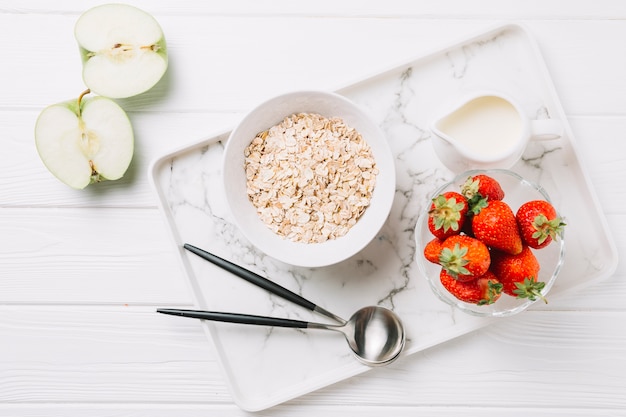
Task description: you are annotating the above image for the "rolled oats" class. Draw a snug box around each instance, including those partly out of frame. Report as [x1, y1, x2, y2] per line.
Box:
[244, 113, 378, 243]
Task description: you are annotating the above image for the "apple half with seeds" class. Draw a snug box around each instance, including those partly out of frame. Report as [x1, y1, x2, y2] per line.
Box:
[75, 3, 168, 99]
[35, 90, 134, 189]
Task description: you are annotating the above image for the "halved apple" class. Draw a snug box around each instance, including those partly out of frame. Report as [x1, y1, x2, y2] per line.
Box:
[75, 4, 168, 99]
[35, 90, 134, 189]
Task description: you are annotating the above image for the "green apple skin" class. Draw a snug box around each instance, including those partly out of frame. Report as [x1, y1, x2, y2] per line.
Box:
[35, 93, 134, 189]
[75, 4, 168, 99]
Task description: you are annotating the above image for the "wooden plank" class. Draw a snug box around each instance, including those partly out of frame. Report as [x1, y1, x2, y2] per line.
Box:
[0, 208, 190, 305]
[0, 307, 624, 410]
[2, 0, 626, 18]
[0, 306, 221, 403]
[0, 406, 621, 417]
[569, 117, 626, 214]
[0, 16, 624, 115]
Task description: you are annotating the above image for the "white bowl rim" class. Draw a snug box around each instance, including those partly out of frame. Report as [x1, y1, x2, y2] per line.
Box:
[222, 90, 396, 268]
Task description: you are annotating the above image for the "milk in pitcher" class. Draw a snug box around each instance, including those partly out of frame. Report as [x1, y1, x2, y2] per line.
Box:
[435, 95, 522, 158]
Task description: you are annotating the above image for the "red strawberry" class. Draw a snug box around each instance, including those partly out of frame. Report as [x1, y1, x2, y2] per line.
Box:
[516, 200, 565, 249]
[461, 174, 505, 214]
[472, 200, 523, 255]
[439, 234, 490, 281]
[423, 237, 444, 264]
[490, 246, 547, 303]
[440, 269, 503, 305]
[427, 191, 468, 240]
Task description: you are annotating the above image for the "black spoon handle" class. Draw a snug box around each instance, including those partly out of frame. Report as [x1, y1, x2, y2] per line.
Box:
[157, 308, 309, 328]
[184, 243, 316, 310]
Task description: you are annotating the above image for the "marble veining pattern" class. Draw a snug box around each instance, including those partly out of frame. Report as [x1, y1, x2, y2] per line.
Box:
[151, 24, 615, 410]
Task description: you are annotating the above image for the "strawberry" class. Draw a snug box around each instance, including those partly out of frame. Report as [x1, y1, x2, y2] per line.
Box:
[490, 246, 547, 303]
[427, 191, 468, 239]
[440, 269, 503, 305]
[423, 237, 444, 264]
[439, 234, 490, 281]
[472, 200, 522, 255]
[516, 200, 565, 249]
[461, 174, 505, 214]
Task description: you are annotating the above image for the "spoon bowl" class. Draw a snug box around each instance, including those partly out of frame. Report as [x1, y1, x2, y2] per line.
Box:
[342, 306, 405, 365]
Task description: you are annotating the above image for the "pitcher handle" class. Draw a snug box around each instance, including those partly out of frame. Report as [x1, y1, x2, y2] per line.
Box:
[530, 119, 562, 141]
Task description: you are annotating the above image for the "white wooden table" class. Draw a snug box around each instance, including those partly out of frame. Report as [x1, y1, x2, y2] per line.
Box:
[1, 1, 625, 415]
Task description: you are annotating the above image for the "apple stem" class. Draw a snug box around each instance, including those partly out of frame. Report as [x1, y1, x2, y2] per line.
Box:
[77, 89, 91, 107]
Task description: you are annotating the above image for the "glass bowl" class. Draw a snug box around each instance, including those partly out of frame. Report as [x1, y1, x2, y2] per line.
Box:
[414, 169, 565, 317]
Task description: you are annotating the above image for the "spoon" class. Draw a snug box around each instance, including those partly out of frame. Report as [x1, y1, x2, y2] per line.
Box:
[157, 305, 404, 366]
[158, 243, 406, 366]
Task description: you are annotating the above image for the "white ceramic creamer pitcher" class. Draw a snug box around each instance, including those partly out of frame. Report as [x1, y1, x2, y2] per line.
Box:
[430, 91, 562, 172]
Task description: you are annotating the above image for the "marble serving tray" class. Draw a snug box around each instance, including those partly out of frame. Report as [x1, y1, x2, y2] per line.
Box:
[149, 23, 618, 411]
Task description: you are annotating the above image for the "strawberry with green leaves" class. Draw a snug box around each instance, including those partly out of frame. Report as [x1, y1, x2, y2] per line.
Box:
[427, 191, 468, 240]
[439, 234, 490, 281]
[516, 200, 565, 249]
[490, 246, 547, 303]
[472, 199, 523, 255]
[462, 174, 505, 214]
[440, 269, 503, 305]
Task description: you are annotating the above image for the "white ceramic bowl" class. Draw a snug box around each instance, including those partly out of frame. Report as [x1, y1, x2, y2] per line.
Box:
[222, 90, 396, 268]
[415, 169, 565, 317]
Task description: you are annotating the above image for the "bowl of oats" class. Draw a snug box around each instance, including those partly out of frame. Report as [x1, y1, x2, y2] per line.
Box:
[222, 90, 396, 267]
